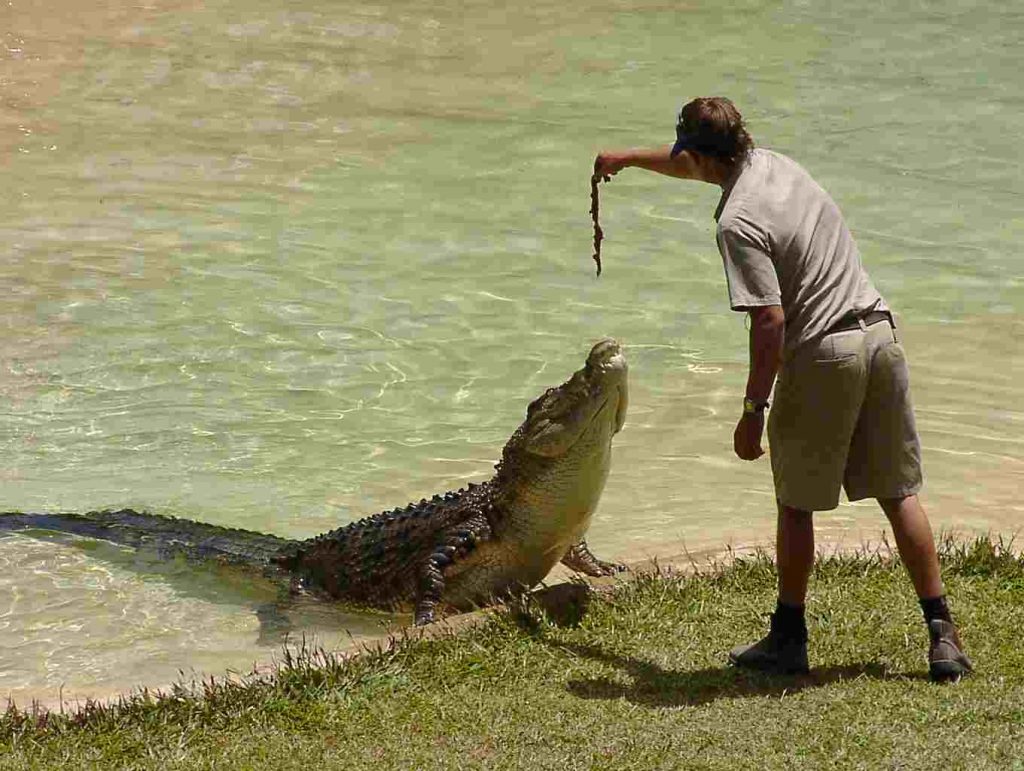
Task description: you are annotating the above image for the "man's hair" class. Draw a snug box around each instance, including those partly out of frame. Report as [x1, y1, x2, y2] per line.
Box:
[677, 97, 754, 167]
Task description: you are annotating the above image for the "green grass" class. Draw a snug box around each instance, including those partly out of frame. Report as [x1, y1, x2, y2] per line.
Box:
[3, 535, 1024, 770]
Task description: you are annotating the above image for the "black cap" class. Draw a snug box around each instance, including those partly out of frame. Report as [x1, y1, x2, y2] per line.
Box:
[670, 124, 702, 158]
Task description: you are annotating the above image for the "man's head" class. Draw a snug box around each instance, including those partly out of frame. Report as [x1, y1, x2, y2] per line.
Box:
[671, 97, 753, 169]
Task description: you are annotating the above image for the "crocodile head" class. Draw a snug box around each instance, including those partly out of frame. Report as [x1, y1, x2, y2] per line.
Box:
[515, 338, 628, 458]
[494, 338, 628, 539]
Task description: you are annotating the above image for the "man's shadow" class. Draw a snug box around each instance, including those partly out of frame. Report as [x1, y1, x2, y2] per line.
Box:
[511, 585, 918, 707]
[546, 638, 915, 707]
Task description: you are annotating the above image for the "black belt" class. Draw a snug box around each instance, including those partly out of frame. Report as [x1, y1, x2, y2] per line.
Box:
[829, 310, 893, 334]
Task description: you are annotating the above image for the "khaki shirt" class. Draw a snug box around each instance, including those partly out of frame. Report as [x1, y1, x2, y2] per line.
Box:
[715, 149, 887, 356]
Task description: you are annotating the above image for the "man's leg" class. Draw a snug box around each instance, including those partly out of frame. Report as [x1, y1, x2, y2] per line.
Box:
[728, 501, 813, 674]
[742, 329, 866, 675]
[777, 502, 815, 605]
[879, 494, 972, 682]
[878, 494, 942, 599]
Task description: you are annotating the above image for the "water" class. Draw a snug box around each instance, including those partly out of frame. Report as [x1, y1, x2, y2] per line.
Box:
[1, 0, 1021, 705]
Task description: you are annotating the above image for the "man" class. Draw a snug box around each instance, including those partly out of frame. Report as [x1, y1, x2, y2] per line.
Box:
[595, 96, 972, 682]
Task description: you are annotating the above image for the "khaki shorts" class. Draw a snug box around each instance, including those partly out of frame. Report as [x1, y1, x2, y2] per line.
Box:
[767, 319, 922, 511]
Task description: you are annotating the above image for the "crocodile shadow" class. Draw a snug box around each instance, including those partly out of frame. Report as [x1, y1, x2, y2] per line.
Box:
[0, 528, 401, 647]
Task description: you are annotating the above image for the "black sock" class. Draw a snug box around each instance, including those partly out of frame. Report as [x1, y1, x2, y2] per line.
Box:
[920, 595, 953, 624]
[771, 601, 807, 642]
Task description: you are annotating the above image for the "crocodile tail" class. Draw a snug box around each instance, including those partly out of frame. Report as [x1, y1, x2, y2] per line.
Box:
[0, 509, 297, 567]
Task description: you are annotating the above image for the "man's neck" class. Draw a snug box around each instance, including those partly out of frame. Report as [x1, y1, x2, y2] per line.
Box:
[707, 159, 736, 188]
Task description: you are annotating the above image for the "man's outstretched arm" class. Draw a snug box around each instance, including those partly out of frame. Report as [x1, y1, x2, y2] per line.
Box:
[594, 147, 705, 181]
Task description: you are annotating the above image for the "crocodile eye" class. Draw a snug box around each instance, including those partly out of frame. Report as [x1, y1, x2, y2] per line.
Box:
[527, 388, 555, 415]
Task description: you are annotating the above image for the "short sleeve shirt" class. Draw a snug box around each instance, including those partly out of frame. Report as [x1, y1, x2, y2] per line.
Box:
[714, 149, 887, 355]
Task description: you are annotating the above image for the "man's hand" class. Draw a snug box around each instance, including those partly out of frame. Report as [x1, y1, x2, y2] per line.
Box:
[593, 151, 631, 179]
[734, 412, 765, 460]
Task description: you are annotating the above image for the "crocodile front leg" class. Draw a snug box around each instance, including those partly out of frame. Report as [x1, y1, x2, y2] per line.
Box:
[560, 538, 625, 577]
[415, 515, 493, 626]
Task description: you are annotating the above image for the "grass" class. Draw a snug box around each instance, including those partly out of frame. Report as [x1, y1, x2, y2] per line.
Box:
[3, 535, 1024, 770]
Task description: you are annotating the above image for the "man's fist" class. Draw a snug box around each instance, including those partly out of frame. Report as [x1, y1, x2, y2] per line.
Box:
[734, 412, 766, 461]
[593, 152, 629, 179]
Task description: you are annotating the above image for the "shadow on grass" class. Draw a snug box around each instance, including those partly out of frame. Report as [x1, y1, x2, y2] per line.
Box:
[550, 640, 914, 707]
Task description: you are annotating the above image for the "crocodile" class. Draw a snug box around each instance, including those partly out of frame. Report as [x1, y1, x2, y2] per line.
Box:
[1, 338, 628, 625]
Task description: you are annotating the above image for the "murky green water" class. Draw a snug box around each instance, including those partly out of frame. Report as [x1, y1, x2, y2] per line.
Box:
[1, 0, 1021, 705]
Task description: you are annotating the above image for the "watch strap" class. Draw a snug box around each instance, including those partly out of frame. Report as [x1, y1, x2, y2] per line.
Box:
[743, 396, 769, 414]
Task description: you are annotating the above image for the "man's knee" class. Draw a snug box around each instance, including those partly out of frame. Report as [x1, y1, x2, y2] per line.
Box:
[878, 494, 919, 520]
[777, 500, 813, 519]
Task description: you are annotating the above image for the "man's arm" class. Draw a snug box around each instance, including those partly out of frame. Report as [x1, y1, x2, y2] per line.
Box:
[734, 304, 784, 461]
[745, 304, 784, 404]
[595, 147, 704, 181]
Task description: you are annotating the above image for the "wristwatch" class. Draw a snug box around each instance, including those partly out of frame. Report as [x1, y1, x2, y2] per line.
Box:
[743, 396, 769, 415]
